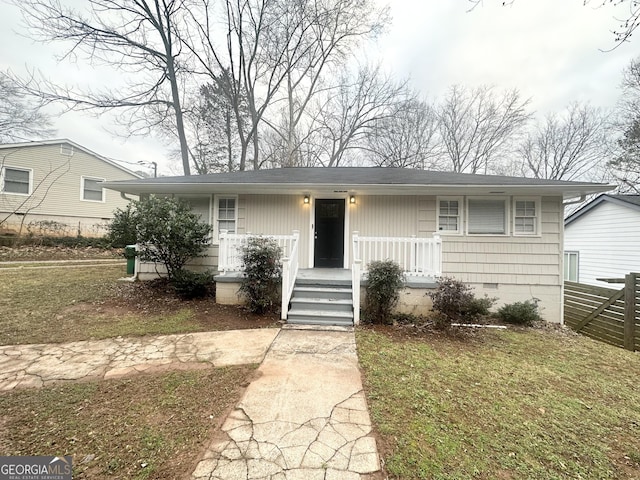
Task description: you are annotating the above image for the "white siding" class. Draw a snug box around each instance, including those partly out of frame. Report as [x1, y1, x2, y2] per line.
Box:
[0, 143, 138, 236]
[242, 194, 311, 267]
[564, 201, 640, 286]
[438, 197, 563, 322]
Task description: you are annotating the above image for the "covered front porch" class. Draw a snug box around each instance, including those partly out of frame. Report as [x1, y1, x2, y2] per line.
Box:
[216, 231, 442, 325]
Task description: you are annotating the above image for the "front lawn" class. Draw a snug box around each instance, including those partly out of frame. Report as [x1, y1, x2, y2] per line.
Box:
[0, 366, 256, 479]
[357, 327, 640, 479]
[0, 265, 278, 345]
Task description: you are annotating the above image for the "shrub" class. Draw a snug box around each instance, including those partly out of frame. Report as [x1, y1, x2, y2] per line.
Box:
[107, 203, 138, 247]
[497, 299, 542, 326]
[239, 237, 282, 314]
[134, 196, 212, 280]
[171, 270, 214, 300]
[428, 276, 496, 328]
[364, 260, 405, 324]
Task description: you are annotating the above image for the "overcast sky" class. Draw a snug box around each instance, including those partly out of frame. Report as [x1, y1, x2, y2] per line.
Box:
[0, 0, 637, 175]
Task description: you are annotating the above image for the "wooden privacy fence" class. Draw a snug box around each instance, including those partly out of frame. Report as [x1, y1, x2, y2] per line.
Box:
[564, 273, 640, 352]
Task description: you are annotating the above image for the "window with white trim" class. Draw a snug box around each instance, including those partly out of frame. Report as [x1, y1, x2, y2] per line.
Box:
[216, 196, 237, 235]
[564, 251, 579, 282]
[1, 167, 31, 195]
[437, 198, 461, 233]
[82, 177, 105, 202]
[467, 198, 507, 235]
[514, 199, 538, 235]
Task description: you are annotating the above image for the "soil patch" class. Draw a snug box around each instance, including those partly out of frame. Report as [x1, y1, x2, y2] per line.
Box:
[0, 245, 120, 262]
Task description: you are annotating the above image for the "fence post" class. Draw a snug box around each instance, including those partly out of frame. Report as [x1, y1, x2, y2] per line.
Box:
[624, 273, 637, 351]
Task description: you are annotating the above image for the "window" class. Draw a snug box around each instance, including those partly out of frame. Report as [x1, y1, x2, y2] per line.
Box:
[216, 196, 237, 235]
[437, 198, 461, 233]
[514, 199, 538, 235]
[82, 177, 105, 202]
[467, 198, 507, 235]
[1, 167, 31, 195]
[564, 251, 579, 282]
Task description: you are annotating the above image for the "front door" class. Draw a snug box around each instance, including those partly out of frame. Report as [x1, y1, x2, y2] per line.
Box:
[314, 199, 345, 268]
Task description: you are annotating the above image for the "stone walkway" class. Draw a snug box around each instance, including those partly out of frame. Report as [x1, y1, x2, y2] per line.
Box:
[0, 329, 278, 391]
[192, 328, 380, 480]
[0, 327, 381, 478]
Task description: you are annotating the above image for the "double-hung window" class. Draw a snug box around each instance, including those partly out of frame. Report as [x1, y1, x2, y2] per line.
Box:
[437, 198, 461, 233]
[467, 198, 507, 235]
[1, 167, 31, 195]
[215, 196, 237, 237]
[514, 199, 538, 235]
[564, 251, 579, 282]
[82, 177, 105, 202]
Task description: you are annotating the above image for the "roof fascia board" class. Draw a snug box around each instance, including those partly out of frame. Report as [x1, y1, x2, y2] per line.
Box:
[104, 181, 613, 199]
[565, 194, 640, 226]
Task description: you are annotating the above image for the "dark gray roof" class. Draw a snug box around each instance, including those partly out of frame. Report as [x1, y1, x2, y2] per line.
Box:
[106, 167, 606, 187]
[565, 194, 640, 226]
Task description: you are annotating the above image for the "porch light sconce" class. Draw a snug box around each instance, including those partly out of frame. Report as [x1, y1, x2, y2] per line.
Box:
[303, 195, 310, 204]
[349, 195, 356, 205]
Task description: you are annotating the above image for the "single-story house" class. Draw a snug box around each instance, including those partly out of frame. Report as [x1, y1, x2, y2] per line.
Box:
[104, 167, 612, 325]
[564, 194, 640, 286]
[0, 139, 141, 237]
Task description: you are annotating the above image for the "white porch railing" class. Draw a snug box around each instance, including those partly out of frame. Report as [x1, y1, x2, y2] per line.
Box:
[352, 259, 362, 326]
[218, 230, 298, 273]
[281, 231, 300, 320]
[351, 231, 443, 277]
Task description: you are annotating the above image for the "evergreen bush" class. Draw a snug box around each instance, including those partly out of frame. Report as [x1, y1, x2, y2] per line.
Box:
[364, 260, 405, 324]
[497, 299, 542, 326]
[239, 237, 282, 314]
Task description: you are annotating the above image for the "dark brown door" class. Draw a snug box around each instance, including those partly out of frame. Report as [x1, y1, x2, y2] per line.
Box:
[314, 199, 345, 268]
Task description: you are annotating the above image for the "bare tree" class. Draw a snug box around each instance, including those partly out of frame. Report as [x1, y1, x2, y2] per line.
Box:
[11, 0, 192, 175]
[0, 72, 55, 142]
[312, 64, 408, 167]
[437, 85, 531, 174]
[609, 57, 640, 192]
[517, 103, 611, 181]
[183, 0, 387, 170]
[363, 96, 441, 169]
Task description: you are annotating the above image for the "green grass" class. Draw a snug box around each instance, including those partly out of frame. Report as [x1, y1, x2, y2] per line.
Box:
[357, 328, 640, 479]
[0, 266, 209, 345]
[0, 366, 256, 479]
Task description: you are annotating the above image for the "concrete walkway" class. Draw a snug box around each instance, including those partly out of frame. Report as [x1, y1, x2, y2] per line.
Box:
[0, 327, 381, 478]
[192, 327, 380, 480]
[0, 329, 278, 391]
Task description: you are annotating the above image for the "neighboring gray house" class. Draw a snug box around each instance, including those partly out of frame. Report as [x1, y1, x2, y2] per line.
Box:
[105, 167, 612, 325]
[0, 139, 141, 237]
[564, 194, 640, 286]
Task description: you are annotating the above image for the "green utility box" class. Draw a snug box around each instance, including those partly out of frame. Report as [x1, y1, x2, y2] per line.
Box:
[124, 245, 137, 275]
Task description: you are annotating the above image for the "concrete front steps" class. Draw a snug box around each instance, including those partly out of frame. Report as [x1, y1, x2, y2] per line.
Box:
[287, 278, 354, 326]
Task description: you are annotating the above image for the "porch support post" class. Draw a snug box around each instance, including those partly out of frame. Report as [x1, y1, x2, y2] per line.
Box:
[282, 259, 290, 321]
[352, 259, 361, 325]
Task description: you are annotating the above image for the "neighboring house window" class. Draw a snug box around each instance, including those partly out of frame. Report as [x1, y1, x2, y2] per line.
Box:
[437, 198, 461, 233]
[467, 198, 507, 235]
[514, 199, 538, 235]
[564, 251, 579, 282]
[215, 196, 237, 237]
[81, 176, 105, 202]
[1, 166, 32, 195]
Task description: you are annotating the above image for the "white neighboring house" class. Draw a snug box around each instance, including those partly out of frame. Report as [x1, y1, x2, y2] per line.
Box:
[564, 194, 640, 286]
[0, 139, 141, 237]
